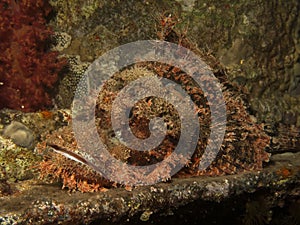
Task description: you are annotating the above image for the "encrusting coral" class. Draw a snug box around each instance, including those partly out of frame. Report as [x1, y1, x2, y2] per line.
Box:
[37, 14, 271, 192]
[0, 0, 66, 112]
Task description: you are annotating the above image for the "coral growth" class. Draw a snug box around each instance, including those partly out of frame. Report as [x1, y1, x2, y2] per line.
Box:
[0, 0, 66, 112]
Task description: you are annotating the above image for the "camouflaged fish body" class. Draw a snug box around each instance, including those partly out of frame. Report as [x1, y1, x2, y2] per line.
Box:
[37, 18, 271, 192]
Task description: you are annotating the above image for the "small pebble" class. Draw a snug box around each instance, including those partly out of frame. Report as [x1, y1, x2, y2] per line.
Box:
[2, 121, 35, 148]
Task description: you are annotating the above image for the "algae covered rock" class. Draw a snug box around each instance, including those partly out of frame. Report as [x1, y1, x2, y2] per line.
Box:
[0, 136, 40, 182]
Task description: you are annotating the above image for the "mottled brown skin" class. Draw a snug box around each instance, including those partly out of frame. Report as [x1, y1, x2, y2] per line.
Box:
[37, 14, 271, 192]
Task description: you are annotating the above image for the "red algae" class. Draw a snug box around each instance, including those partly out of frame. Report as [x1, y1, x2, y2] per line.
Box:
[0, 0, 66, 112]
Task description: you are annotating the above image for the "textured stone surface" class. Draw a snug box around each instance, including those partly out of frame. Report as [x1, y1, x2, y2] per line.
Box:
[1, 1, 300, 224]
[52, 0, 300, 126]
[0, 152, 299, 224]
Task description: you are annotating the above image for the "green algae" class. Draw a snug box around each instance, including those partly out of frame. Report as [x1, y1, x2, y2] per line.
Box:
[0, 136, 41, 182]
[49, 0, 102, 31]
